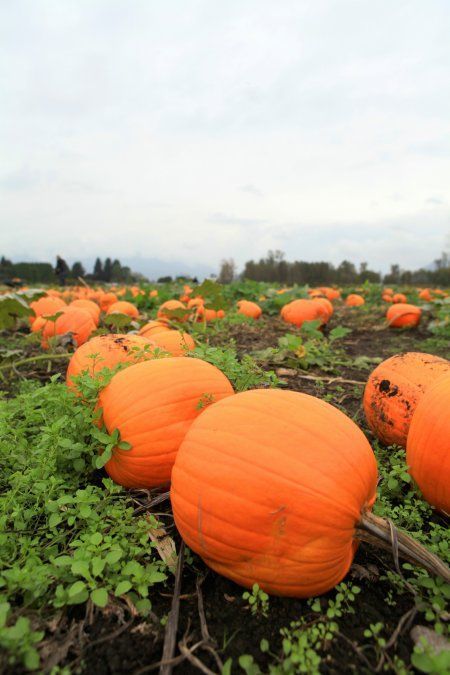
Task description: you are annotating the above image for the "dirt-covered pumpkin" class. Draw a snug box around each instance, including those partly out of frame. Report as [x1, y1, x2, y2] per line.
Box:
[407, 374, 450, 514]
[171, 389, 378, 597]
[281, 299, 320, 327]
[386, 303, 421, 328]
[106, 301, 139, 319]
[237, 300, 262, 320]
[99, 358, 234, 488]
[66, 334, 157, 388]
[363, 352, 450, 447]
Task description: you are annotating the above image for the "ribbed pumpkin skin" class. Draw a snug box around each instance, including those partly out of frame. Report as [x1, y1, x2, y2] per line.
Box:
[363, 352, 450, 447]
[407, 375, 450, 513]
[171, 389, 378, 598]
[139, 321, 171, 338]
[69, 299, 101, 323]
[30, 296, 66, 324]
[386, 303, 421, 328]
[66, 334, 156, 387]
[99, 358, 234, 488]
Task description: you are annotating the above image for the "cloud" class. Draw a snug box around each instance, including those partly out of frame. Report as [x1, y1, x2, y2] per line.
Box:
[0, 0, 450, 273]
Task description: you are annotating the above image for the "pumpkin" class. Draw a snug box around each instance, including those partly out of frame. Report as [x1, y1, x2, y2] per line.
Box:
[149, 289, 158, 298]
[407, 374, 450, 514]
[345, 294, 365, 307]
[149, 330, 195, 356]
[106, 301, 139, 319]
[196, 306, 219, 322]
[320, 287, 341, 301]
[382, 293, 393, 303]
[281, 299, 320, 327]
[311, 297, 333, 323]
[99, 357, 234, 488]
[139, 320, 171, 338]
[157, 300, 187, 321]
[392, 293, 407, 304]
[363, 352, 450, 447]
[41, 307, 96, 348]
[237, 300, 262, 320]
[69, 299, 101, 323]
[418, 289, 432, 302]
[187, 297, 204, 309]
[171, 388, 379, 597]
[99, 292, 118, 311]
[386, 303, 421, 328]
[30, 296, 66, 324]
[66, 334, 157, 388]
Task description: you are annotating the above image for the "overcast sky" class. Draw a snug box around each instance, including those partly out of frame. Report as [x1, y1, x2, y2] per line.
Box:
[1, 0, 449, 273]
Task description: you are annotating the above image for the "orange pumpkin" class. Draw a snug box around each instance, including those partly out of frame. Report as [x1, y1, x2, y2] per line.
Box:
[107, 301, 139, 319]
[157, 300, 186, 321]
[30, 296, 66, 324]
[139, 320, 171, 338]
[382, 293, 393, 303]
[407, 374, 450, 514]
[99, 358, 234, 488]
[311, 297, 333, 323]
[363, 352, 450, 447]
[69, 299, 101, 324]
[392, 293, 407, 303]
[196, 306, 218, 322]
[281, 299, 320, 327]
[320, 287, 341, 300]
[345, 294, 365, 307]
[41, 307, 96, 348]
[99, 292, 118, 311]
[66, 334, 157, 388]
[237, 300, 262, 319]
[171, 389, 378, 597]
[386, 303, 421, 328]
[149, 330, 195, 356]
[418, 289, 432, 302]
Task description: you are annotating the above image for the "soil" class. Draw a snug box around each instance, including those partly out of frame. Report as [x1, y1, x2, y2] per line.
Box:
[2, 311, 449, 674]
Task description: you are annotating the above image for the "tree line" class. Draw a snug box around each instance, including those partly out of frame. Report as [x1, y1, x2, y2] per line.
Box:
[240, 250, 450, 287]
[0, 256, 137, 285]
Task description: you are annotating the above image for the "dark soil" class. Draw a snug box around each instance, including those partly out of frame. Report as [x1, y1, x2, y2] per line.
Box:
[1, 311, 448, 674]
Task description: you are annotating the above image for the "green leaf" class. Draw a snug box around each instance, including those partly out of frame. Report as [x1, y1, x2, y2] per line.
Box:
[90, 588, 108, 608]
[115, 580, 132, 596]
[105, 549, 123, 565]
[68, 580, 86, 597]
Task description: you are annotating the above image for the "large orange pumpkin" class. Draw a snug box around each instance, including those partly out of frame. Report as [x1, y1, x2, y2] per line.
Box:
[66, 334, 157, 388]
[407, 374, 450, 514]
[99, 358, 234, 488]
[363, 352, 450, 447]
[106, 301, 139, 319]
[150, 330, 195, 356]
[41, 307, 96, 348]
[281, 299, 320, 327]
[386, 303, 421, 328]
[99, 292, 118, 311]
[311, 297, 333, 324]
[171, 389, 378, 597]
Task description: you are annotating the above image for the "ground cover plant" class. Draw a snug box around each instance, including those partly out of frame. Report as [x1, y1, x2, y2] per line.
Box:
[0, 280, 449, 674]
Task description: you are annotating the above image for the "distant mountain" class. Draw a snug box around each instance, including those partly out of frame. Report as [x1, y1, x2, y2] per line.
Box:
[72, 257, 216, 281]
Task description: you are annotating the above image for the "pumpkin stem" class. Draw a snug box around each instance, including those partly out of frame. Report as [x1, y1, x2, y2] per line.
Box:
[356, 511, 450, 582]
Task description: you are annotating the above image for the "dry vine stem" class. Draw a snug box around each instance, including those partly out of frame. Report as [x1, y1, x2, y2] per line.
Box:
[356, 511, 450, 582]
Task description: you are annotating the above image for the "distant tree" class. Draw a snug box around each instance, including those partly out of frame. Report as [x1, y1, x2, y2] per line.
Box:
[71, 261, 85, 278]
[93, 258, 103, 280]
[103, 257, 112, 282]
[218, 259, 236, 284]
[157, 276, 173, 283]
[0, 256, 12, 267]
[111, 259, 123, 282]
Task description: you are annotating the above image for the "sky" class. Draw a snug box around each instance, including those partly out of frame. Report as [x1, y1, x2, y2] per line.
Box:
[1, 0, 449, 275]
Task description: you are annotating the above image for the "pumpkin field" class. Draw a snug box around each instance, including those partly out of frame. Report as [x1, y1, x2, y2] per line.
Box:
[0, 280, 449, 675]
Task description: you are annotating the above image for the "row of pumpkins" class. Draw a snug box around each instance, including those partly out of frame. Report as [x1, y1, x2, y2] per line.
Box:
[28, 281, 430, 351]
